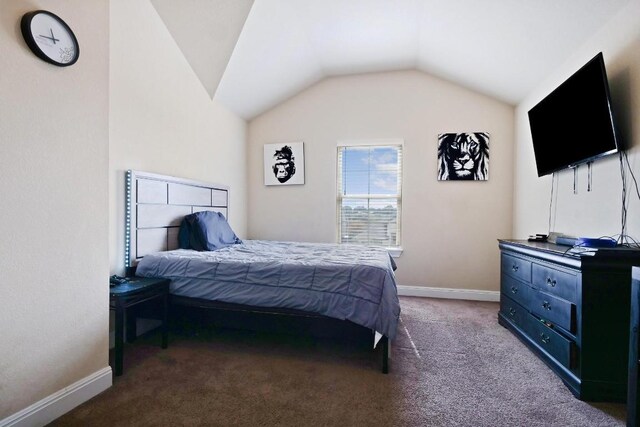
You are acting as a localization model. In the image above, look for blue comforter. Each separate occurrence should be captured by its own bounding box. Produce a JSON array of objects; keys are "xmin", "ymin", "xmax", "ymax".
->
[{"xmin": 135, "ymin": 240, "xmax": 400, "ymax": 340}]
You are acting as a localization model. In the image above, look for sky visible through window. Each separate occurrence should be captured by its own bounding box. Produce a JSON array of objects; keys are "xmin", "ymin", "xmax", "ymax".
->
[{"xmin": 341, "ymin": 146, "xmax": 399, "ymax": 202}]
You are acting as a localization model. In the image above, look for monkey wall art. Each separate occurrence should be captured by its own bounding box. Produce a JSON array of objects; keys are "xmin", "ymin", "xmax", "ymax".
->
[{"xmin": 263, "ymin": 142, "xmax": 305, "ymax": 185}]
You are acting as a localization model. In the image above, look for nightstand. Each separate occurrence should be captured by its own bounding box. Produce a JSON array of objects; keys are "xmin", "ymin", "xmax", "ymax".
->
[{"xmin": 109, "ymin": 277, "xmax": 170, "ymax": 376}]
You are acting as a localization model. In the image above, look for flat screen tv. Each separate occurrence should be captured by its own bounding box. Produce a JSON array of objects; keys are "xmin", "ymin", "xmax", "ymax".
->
[{"xmin": 528, "ymin": 52, "xmax": 621, "ymax": 177}]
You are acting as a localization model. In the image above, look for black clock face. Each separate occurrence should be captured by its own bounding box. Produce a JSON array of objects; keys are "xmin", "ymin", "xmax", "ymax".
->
[{"xmin": 21, "ymin": 10, "xmax": 79, "ymax": 67}]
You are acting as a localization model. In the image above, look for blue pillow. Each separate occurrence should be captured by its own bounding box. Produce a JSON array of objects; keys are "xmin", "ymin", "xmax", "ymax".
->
[{"xmin": 178, "ymin": 211, "xmax": 242, "ymax": 251}]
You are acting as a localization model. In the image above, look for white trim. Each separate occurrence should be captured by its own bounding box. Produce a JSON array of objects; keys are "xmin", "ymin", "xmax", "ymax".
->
[
  {"xmin": 337, "ymin": 138, "xmax": 404, "ymax": 147},
  {"xmin": 397, "ymin": 285, "xmax": 500, "ymax": 302},
  {"xmin": 387, "ymin": 247, "xmax": 403, "ymax": 258},
  {"xmin": 1, "ymin": 367, "xmax": 112, "ymax": 427}
]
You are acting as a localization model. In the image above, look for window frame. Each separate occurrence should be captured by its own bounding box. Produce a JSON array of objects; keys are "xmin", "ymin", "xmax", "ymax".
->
[{"xmin": 336, "ymin": 139, "xmax": 403, "ymax": 256}]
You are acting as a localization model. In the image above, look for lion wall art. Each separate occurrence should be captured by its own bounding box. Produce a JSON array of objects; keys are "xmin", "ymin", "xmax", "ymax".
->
[{"xmin": 437, "ymin": 132, "xmax": 489, "ymax": 181}]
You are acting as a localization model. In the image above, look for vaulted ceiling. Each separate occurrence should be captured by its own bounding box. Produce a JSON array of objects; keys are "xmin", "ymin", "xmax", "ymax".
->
[
  {"xmin": 150, "ymin": 0, "xmax": 254, "ymax": 99},
  {"xmin": 152, "ymin": 0, "xmax": 631, "ymax": 120}
]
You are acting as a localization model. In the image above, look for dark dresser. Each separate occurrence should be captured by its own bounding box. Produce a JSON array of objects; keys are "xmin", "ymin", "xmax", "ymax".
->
[
  {"xmin": 498, "ymin": 239, "xmax": 640, "ymax": 402},
  {"xmin": 629, "ymin": 267, "xmax": 640, "ymax": 426}
]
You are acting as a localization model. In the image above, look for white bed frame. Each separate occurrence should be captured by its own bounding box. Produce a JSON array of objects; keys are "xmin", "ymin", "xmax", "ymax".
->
[{"xmin": 125, "ymin": 170, "xmax": 229, "ymax": 269}]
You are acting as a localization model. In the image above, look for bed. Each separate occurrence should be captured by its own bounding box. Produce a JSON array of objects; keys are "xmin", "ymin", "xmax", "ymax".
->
[{"xmin": 125, "ymin": 170, "xmax": 401, "ymax": 372}]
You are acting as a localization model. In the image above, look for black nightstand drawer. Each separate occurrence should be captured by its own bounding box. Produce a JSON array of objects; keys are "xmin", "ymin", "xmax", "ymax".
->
[
  {"xmin": 500, "ymin": 295, "xmax": 526, "ymax": 329},
  {"xmin": 502, "ymin": 254, "xmax": 532, "ymax": 283},
  {"xmin": 501, "ymin": 274, "xmax": 530, "ymax": 308},
  {"xmin": 532, "ymin": 263, "xmax": 577, "ymax": 303},
  {"xmin": 525, "ymin": 314, "xmax": 574, "ymax": 370},
  {"xmin": 530, "ymin": 289, "xmax": 575, "ymax": 333}
]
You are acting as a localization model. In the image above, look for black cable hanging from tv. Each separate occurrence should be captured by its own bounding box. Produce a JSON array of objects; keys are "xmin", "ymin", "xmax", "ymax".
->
[
  {"xmin": 618, "ymin": 150, "xmax": 640, "ymax": 248},
  {"xmin": 548, "ymin": 172, "xmax": 555, "ymax": 235},
  {"xmin": 619, "ymin": 150, "xmax": 628, "ymax": 244}
]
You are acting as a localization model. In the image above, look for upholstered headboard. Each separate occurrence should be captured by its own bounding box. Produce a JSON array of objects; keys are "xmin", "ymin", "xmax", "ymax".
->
[{"xmin": 125, "ymin": 170, "xmax": 229, "ymax": 268}]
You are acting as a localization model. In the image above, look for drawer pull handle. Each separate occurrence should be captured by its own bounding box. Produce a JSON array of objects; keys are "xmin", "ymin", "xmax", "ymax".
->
[
  {"xmin": 512, "ymin": 264, "xmax": 519, "ymax": 272},
  {"xmin": 510, "ymin": 286, "xmax": 518, "ymax": 294},
  {"xmin": 540, "ymin": 333, "xmax": 550, "ymax": 344},
  {"xmin": 546, "ymin": 277, "xmax": 557, "ymax": 287},
  {"xmin": 542, "ymin": 301, "xmax": 551, "ymax": 310},
  {"xmin": 508, "ymin": 308, "xmax": 516, "ymax": 316}
]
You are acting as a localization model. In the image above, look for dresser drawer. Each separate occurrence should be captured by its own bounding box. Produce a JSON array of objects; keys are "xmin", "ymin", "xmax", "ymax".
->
[
  {"xmin": 532, "ymin": 263, "xmax": 577, "ymax": 303},
  {"xmin": 524, "ymin": 314, "xmax": 575, "ymax": 370},
  {"xmin": 530, "ymin": 289, "xmax": 575, "ymax": 333},
  {"xmin": 500, "ymin": 295, "xmax": 526, "ymax": 329},
  {"xmin": 501, "ymin": 253, "xmax": 532, "ymax": 283},
  {"xmin": 501, "ymin": 274, "xmax": 530, "ymax": 307}
]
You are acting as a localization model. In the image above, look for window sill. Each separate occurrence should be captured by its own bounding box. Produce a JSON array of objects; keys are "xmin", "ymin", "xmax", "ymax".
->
[{"xmin": 386, "ymin": 247, "xmax": 403, "ymax": 258}]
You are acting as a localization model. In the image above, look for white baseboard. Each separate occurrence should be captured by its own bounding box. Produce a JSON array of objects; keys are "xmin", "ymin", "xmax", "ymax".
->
[
  {"xmin": 397, "ymin": 285, "xmax": 500, "ymax": 302},
  {"xmin": 1, "ymin": 366, "xmax": 112, "ymax": 427}
]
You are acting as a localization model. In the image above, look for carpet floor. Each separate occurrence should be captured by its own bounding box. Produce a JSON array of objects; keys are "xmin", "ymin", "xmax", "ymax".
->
[{"xmin": 51, "ymin": 297, "xmax": 626, "ymax": 426}]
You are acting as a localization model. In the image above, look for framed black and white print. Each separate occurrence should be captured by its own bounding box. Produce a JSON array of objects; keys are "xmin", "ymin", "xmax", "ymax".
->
[
  {"xmin": 264, "ymin": 142, "xmax": 305, "ymax": 186},
  {"xmin": 437, "ymin": 132, "xmax": 489, "ymax": 181}
]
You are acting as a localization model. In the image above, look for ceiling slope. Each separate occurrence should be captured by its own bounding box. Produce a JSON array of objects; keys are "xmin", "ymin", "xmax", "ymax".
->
[
  {"xmin": 150, "ymin": 0, "xmax": 254, "ymax": 99},
  {"xmin": 216, "ymin": 0, "xmax": 630, "ymax": 120}
]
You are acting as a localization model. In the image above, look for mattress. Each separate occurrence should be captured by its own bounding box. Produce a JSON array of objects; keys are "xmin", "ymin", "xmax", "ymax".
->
[{"xmin": 135, "ymin": 240, "xmax": 400, "ymax": 340}]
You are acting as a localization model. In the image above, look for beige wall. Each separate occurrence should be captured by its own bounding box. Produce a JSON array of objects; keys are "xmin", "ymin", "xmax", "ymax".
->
[
  {"xmin": 0, "ymin": 0, "xmax": 248, "ymax": 419},
  {"xmin": 109, "ymin": 0, "xmax": 248, "ymax": 274},
  {"xmin": 513, "ymin": 1, "xmax": 640, "ymax": 240},
  {"xmin": 248, "ymin": 70, "xmax": 514, "ymax": 291},
  {"xmin": 0, "ymin": 0, "xmax": 109, "ymax": 419}
]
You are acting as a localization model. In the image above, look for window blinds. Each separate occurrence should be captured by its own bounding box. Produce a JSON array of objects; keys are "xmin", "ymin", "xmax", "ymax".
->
[{"xmin": 337, "ymin": 144, "xmax": 402, "ymax": 247}]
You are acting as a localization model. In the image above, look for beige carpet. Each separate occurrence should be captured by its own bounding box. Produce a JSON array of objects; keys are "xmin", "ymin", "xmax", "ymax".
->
[{"xmin": 51, "ymin": 297, "xmax": 626, "ymax": 426}]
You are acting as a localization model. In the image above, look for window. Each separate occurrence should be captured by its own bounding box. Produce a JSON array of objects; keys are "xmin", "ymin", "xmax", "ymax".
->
[{"xmin": 337, "ymin": 141, "xmax": 402, "ymax": 250}]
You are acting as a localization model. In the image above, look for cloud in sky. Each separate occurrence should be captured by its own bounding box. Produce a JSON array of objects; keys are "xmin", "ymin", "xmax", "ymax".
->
[{"xmin": 343, "ymin": 146, "xmax": 399, "ymax": 194}]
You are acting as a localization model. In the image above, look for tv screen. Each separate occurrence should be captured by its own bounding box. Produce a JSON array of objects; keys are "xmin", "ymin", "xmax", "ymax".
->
[{"xmin": 528, "ymin": 52, "xmax": 620, "ymax": 177}]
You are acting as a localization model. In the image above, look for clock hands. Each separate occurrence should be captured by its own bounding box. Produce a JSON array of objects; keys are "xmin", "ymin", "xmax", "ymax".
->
[
  {"xmin": 22, "ymin": 10, "xmax": 79, "ymax": 66},
  {"xmin": 38, "ymin": 28, "xmax": 59, "ymax": 44}
]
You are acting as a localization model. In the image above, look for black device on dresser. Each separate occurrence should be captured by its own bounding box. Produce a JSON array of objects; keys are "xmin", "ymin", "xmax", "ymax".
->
[
  {"xmin": 498, "ymin": 239, "xmax": 640, "ymax": 402},
  {"xmin": 109, "ymin": 276, "xmax": 170, "ymax": 376}
]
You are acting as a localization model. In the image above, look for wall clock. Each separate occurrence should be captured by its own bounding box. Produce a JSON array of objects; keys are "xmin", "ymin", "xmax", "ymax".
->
[{"xmin": 21, "ymin": 10, "xmax": 79, "ymax": 67}]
